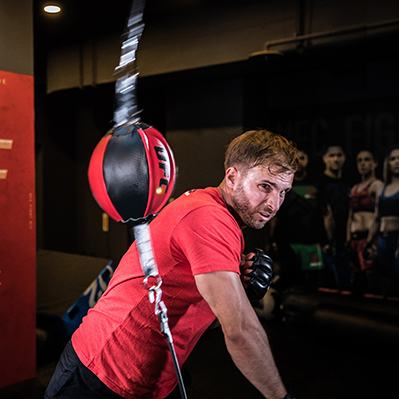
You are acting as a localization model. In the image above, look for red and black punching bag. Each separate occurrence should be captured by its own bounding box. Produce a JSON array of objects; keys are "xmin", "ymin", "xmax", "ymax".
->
[{"xmin": 88, "ymin": 121, "xmax": 176, "ymax": 226}]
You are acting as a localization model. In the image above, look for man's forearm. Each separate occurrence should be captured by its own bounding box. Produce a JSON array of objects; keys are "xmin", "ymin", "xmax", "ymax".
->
[
  {"xmin": 223, "ymin": 321, "xmax": 287, "ymax": 399},
  {"xmin": 195, "ymin": 271, "xmax": 290, "ymax": 399}
]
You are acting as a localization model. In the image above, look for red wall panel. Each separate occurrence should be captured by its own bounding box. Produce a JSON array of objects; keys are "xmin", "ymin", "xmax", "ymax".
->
[{"xmin": 0, "ymin": 70, "xmax": 36, "ymax": 387}]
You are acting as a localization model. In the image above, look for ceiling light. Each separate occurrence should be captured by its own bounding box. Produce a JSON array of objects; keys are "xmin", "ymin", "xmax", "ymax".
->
[{"xmin": 44, "ymin": 5, "xmax": 61, "ymax": 14}]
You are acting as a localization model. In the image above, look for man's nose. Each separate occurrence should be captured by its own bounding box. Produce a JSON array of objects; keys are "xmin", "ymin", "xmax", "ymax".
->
[{"xmin": 266, "ymin": 191, "xmax": 280, "ymax": 211}]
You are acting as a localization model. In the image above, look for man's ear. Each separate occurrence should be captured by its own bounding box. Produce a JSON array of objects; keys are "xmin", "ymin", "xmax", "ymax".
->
[{"xmin": 225, "ymin": 167, "xmax": 238, "ymax": 188}]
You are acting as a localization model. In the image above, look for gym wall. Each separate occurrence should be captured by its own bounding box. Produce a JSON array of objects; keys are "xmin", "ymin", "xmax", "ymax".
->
[
  {"xmin": 0, "ymin": 0, "xmax": 36, "ymax": 388},
  {"xmin": 35, "ymin": 0, "xmax": 399, "ymax": 264}
]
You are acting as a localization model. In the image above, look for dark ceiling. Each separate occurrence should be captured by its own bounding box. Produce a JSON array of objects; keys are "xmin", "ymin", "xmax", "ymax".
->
[
  {"xmin": 32, "ymin": 0, "xmax": 232, "ymax": 75},
  {"xmin": 32, "ymin": 0, "xmax": 399, "ymax": 85},
  {"xmin": 33, "ymin": 0, "xmax": 140, "ymax": 53},
  {"xmin": 33, "ymin": 0, "xmax": 230, "ymax": 48},
  {"xmin": 32, "ymin": 0, "xmax": 255, "ymax": 84}
]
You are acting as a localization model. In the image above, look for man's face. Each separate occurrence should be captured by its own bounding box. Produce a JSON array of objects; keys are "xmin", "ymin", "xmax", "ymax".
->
[
  {"xmin": 323, "ymin": 146, "xmax": 345, "ymax": 172},
  {"xmin": 297, "ymin": 150, "xmax": 308, "ymax": 174},
  {"xmin": 230, "ymin": 164, "xmax": 294, "ymax": 229},
  {"xmin": 356, "ymin": 151, "xmax": 376, "ymax": 176}
]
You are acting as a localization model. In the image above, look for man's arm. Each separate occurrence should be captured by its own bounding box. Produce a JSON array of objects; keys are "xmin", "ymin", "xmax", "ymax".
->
[
  {"xmin": 195, "ymin": 271, "xmax": 288, "ymax": 399},
  {"xmin": 323, "ymin": 204, "xmax": 335, "ymax": 244}
]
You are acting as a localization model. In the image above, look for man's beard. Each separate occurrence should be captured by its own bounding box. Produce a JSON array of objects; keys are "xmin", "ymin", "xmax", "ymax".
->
[{"xmin": 231, "ymin": 184, "xmax": 275, "ymax": 229}]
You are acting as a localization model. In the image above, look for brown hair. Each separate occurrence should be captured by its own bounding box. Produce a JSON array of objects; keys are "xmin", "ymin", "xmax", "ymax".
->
[
  {"xmin": 383, "ymin": 144, "xmax": 399, "ymax": 184},
  {"xmin": 224, "ymin": 130, "xmax": 298, "ymax": 175}
]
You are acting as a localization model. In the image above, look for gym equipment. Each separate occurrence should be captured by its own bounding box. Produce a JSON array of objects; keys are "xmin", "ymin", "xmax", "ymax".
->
[
  {"xmin": 88, "ymin": 121, "xmax": 176, "ymax": 226},
  {"xmin": 36, "ymin": 251, "xmax": 115, "ymax": 363},
  {"xmin": 62, "ymin": 261, "xmax": 116, "ymax": 338},
  {"xmin": 245, "ymin": 248, "xmax": 274, "ymax": 300}
]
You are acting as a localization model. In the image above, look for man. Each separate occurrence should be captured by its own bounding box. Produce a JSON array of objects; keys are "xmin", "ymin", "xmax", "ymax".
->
[
  {"xmin": 45, "ymin": 130, "xmax": 298, "ymax": 399},
  {"xmin": 319, "ymin": 145, "xmax": 352, "ymax": 289}
]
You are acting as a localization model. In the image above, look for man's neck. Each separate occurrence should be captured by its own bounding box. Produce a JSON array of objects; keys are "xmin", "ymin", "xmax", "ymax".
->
[{"xmin": 324, "ymin": 169, "xmax": 342, "ymax": 179}]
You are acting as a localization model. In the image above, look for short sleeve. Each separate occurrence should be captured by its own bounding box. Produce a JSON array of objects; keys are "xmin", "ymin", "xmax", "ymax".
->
[{"xmin": 171, "ymin": 205, "xmax": 243, "ymax": 276}]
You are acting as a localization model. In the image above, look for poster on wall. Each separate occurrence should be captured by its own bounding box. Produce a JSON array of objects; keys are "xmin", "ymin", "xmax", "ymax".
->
[
  {"xmin": 265, "ymin": 99, "xmax": 399, "ymax": 299},
  {"xmin": 0, "ymin": 70, "xmax": 36, "ymax": 387}
]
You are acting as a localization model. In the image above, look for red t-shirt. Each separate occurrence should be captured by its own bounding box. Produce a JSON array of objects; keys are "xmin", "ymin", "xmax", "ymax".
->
[{"xmin": 72, "ymin": 187, "xmax": 244, "ymax": 398}]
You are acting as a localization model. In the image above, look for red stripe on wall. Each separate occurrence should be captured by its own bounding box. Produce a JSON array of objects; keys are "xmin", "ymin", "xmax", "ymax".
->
[{"xmin": 0, "ymin": 70, "xmax": 36, "ymax": 388}]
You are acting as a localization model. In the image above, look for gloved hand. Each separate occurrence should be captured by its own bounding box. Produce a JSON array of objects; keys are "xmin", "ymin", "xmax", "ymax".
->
[
  {"xmin": 241, "ymin": 248, "xmax": 274, "ymax": 300},
  {"xmin": 362, "ymin": 241, "xmax": 375, "ymax": 261},
  {"xmin": 323, "ymin": 243, "xmax": 337, "ymax": 257}
]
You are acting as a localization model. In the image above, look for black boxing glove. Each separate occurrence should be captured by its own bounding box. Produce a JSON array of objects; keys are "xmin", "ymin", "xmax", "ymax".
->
[
  {"xmin": 283, "ymin": 393, "xmax": 296, "ymax": 399},
  {"xmin": 245, "ymin": 248, "xmax": 274, "ymax": 301},
  {"xmin": 362, "ymin": 241, "xmax": 374, "ymax": 261},
  {"xmin": 323, "ymin": 242, "xmax": 337, "ymax": 257}
]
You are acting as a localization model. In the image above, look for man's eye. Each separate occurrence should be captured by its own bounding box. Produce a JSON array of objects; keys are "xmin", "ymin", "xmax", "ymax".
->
[{"xmin": 260, "ymin": 184, "xmax": 270, "ymax": 190}]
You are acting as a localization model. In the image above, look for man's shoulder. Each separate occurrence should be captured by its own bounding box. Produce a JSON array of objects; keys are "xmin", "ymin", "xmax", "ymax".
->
[
  {"xmin": 181, "ymin": 187, "xmax": 220, "ymax": 200},
  {"xmin": 173, "ymin": 187, "xmax": 225, "ymax": 210},
  {"xmin": 156, "ymin": 187, "xmax": 230, "ymax": 226}
]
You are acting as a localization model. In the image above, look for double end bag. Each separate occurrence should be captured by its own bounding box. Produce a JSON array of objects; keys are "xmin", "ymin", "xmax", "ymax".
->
[{"xmin": 88, "ymin": 121, "xmax": 176, "ymax": 226}]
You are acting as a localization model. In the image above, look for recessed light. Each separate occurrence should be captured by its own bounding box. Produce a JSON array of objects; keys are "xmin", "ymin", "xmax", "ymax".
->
[{"xmin": 44, "ymin": 5, "xmax": 61, "ymax": 14}]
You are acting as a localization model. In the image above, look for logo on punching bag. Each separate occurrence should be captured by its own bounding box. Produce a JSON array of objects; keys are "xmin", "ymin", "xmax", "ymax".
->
[{"xmin": 155, "ymin": 146, "xmax": 170, "ymax": 195}]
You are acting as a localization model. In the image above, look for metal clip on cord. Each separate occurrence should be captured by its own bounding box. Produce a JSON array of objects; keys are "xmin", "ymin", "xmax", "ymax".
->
[{"xmin": 133, "ymin": 223, "xmax": 188, "ymax": 399}]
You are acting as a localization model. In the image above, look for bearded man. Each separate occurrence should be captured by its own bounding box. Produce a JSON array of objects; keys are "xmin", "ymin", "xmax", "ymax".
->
[{"xmin": 45, "ymin": 130, "xmax": 298, "ymax": 399}]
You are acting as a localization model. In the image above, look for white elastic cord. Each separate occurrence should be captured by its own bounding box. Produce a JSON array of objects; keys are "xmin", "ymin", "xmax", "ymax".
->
[{"xmin": 132, "ymin": 223, "xmax": 188, "ymax": 399}]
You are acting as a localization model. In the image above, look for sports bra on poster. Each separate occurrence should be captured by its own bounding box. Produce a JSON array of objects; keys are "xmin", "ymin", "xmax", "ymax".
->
[
  {"xmin": 350, "ymin": 179, "xmax": 376, "ymax": 213},
  {"xmin": 378, "ymin": 186, "xmax": 399, "ymax": 217}
]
